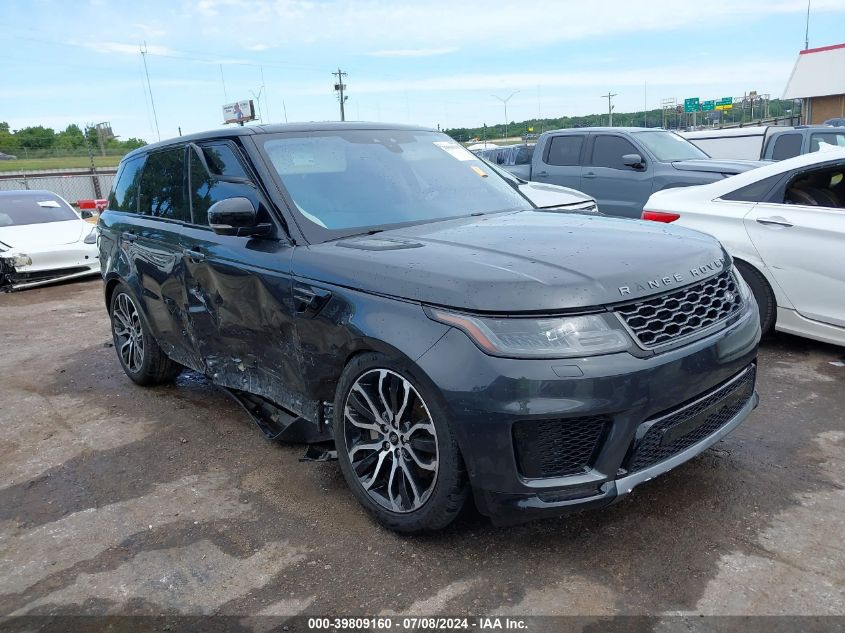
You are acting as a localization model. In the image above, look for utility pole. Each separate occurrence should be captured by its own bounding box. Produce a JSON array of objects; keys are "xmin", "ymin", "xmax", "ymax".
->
[
  {"xmin": 492, "ymin": 91, "xmax": 519, "ymax": 139},
  {"xmin": 140, "ymin": 42, "xmax": 161, "ymax": 141},
  {"xmin": 601, "ymin": 91, "xmax": 618, "ymax": 126},
  {"xmin": 332, "ymin": 68, "xmax": 348, "ymax": 121},
  {"xmin": 804, "ymin": 0, "xmax": 811, "ymax": 50}
]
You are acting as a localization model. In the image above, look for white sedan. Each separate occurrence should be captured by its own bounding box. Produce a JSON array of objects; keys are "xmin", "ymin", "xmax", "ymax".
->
[
  {"xmin": 0, "ymin": 190, "xmax": 100, "ymax": 291},
  {"xmin": 642, "ymin": 150, "xmax": 845, "ymax": 347}
]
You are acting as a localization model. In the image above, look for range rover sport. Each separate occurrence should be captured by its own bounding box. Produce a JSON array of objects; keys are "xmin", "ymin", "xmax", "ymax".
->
[{"xmin": 99, "ymin": 123, "xmax": 761, "ymax": 532}]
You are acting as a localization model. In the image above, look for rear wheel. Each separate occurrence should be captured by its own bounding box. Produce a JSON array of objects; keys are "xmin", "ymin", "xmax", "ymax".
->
[
  {"xmin": 734, "ymin": 261, "xmax": 776, "ymax": 335},
  {"xmin": 333, "ymin": 353, "xmax": 468, "ymax": 533},
  {"xmin": 109, "ymin": 284, "xmax": 182, "ymax": 385}
]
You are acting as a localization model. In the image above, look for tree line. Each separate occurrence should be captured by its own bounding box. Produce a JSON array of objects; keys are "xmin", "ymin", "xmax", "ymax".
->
[
  {"xmin": 0, "ymin": 122, "xmax": 146, "ymax": 157},
  {"xmin": 445, "ymin": 99, "xmax": 799, "ymax": 142}
]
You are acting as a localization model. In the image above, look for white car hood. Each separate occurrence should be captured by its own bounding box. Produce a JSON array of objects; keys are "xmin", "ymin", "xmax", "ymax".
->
[{"xmin": 0, "ymin": 220, "xmax": 87, "ymax": 250}]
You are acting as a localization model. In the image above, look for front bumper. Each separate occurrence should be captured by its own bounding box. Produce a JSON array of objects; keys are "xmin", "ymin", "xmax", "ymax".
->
[
  {"xmin": 0, "ymin": 243, "xmax": 100, "ymax": 291},
  {"xmin": 414, "ymin": 303, "xmax": 760, "ymax": 523}
]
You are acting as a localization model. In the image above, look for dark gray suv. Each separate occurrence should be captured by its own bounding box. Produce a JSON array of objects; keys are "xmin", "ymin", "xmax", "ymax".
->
[{"xmin": 99, "ymin": 122, "xmax": 761, "ymax": 532}]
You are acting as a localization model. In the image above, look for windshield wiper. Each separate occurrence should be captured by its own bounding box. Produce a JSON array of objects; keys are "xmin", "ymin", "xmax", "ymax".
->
[{"xmin": 331, "ymin": 228, "xmax": 385, "ymax": 241}]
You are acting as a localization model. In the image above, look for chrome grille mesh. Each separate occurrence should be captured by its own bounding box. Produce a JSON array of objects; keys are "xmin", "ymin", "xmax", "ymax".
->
[{"xmin": 616, "ymin": 270, "xmax": 743, "ymax": 348}]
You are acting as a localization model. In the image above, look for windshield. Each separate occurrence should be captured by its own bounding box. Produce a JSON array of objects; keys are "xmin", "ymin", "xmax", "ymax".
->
[
  {"xmin": 261, "ymin": 130, "xmax": 530, "ymax": 237},
  {"xmin": 0, "ymin": 194, "xmax": 78, "ymax": 227},
  {"xmin": 633, "ymin": 130, "xmax": 709, "ymax": 161}
]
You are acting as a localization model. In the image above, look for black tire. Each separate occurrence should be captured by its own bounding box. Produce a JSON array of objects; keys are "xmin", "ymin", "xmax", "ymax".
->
[
  {"xmin": 109, "ymin": 283, "xmax": 182, "ymax": 386},
  {"xmin": 333, "ymin": 352, "xmax": 468, "ymax": 533},
  {"xmin": 734, "ymin": 261, "xmax": 776, "ymax": 335}
]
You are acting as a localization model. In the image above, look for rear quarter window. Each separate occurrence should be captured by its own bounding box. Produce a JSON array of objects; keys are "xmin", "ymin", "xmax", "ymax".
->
[
  {"xmin": 720, "ymin": 174, "xmax": 785, "ymax": 202},
  {"xmin": 108, "ymin": 155, "xmax": 146, "ymax": 213}
]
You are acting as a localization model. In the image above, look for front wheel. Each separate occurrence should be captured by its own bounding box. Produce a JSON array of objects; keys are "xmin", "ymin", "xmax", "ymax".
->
[
  {"xmin": 333, "ymin": 353, "xmax": 468, "ymax": 533},
  {"xmin": 734, "ymin": 261, "xmax": 776, "ymax": 335},
  {"xmin": 109, "ymin": 284, "xmax": 182, "ymax": 386}
]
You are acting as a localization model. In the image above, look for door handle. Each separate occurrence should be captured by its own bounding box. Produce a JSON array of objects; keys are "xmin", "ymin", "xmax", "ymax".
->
[
  {"xmin": 293, "ymin": 284, "xmax": 332, "ymax": 316},
  {"xmin": 123, "ymin": 232, "xmax": 137, "ymax": 242},
  {"xmin": 583, "ymin": 172, "xmax": 597, "ymax": 179},
  {"xmin": 756, "ymin": 217, "xmax": 793, "ymax": 228},
  {"xmin": 535, "ymin": 171, "xmax": 549, "ymax": 178},
  {"xmin": 183, "ymin": 248, "xmax": 206, "ymax": 262}
]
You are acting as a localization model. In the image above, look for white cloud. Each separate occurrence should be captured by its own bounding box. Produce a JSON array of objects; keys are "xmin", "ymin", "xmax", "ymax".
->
[
  {"xmin": 73, "ymin": 40, "xmax": 174, "ymax": 56},
  {"xmin": 183, "ymin": 0, "xmax": 845, "ymax": 52},
  {"xmin": 285, "ymin": 60, "xmax": 792, "ymax": 96},
  {"xmin": 366, "ymin": 47, "xmax": 458, "ymax": 58},
  {"xmin": 133, "ymin": 22, "xmax": 167, "ymax": 39}
]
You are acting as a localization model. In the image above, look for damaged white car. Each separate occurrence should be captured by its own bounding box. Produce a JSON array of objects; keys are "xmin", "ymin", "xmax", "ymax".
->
[{"xmin": 0, "ymin": 190, "xmax": 100, "ymax": 291}]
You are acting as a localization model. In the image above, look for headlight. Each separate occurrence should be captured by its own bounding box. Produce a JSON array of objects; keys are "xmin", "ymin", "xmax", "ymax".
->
[
  {"xmin": 426, "ymin": 307, "xmax": 630, "ymax": 358},
  {"xmin": 83, "ymin": 227, "xmax": 98, "ymax": 244},
  {"xmin": 5, "ymin": 254, "xmax": 32, "ymax": 267},
  {"xmin": 733, "ymin": 269, "xmax": 753, "ymax": 303}
]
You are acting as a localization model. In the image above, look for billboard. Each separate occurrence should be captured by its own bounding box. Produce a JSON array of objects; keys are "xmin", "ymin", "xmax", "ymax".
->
[{"xmin": 222, "ymin": 100, "xmax": 256, "ymax": 124}]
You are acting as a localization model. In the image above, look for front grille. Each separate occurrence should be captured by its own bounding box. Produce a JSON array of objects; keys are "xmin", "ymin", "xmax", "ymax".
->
[
  {"xmin": 513, "ymin": 416, "xmax": 608, "ymax": 478},
  {"xmin": 626, "ymin": 364, "xmax": 756, "ymax": 473},
  {"xmin": 616, "ymin": 269, "xmax": 743, "ymax": 348}
]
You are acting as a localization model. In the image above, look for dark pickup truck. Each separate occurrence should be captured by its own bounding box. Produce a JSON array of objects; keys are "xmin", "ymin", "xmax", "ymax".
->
[{"xmin": 501, "ymin": 127, "xmax": 764, "ymax": 218}]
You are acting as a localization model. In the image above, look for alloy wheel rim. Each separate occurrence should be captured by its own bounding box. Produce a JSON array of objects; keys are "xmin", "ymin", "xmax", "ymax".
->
[
  {"xmin": 343, "ymin": 369, "xmax": 439, "ymax": 513},
  {"xmin": 112, "ymin": 293, "xmax": 145, "ymax": 373}
]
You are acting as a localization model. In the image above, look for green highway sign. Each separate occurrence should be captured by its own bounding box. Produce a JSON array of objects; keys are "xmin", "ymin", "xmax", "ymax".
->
[
  {"xmin": 715, "ymin": 97, "xmax": 733, "ymax": 111},
  {"xmin": 684, "ymin": 97, "xmax": 700, "ymax": 113},
  {"xmin": 702, "ymin": 100, "xmax": 715, "ymax": 111}
]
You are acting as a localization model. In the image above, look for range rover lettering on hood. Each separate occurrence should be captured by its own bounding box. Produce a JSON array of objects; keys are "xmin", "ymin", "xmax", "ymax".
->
[{"xmin": 618, "ymin": 258, "xmax": 726, "ymax": 297}]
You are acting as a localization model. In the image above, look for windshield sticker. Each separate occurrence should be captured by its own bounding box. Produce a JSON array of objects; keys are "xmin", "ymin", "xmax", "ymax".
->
[
  {"xmin": 37, "ymin": 200, "xmax": 61, "ymax": 208},
  {"xmin": 470, "ymin": 165, "xmax": 488, "ymax": 178},
  {"xmin": 433, "ymin": 141, "xmax": 475, "ymax": 161}
]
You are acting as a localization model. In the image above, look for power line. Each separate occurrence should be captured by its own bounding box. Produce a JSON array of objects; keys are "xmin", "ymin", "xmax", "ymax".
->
[
  {"xmin": 332, "ymin": 68, "xmax": 348, "ymax": 122},
  {"xmin": 140, "ymin": 42, "xmax": 161, "ymax": 141}
]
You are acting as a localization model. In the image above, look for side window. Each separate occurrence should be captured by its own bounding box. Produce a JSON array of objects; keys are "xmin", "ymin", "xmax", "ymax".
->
[
  {"xmin": 515, "ymin": 146, "xmax": 533, "ymax": 165},
  {"xmin": 545, "ymin": 135, "xmax": 583, "ymax": 166},
  {"xmin": 590, "ymin": 135, "xmax": 640, "ymax": 169},
  {"xmin": 138, "ymin": 147, "xmax": 188, "ymax": 222},
  {"xmin": 771, "ymin": 134, "xmax": 802, "ymax": 160},
  {"xmin": 721, "ymin": 174, "xmax": 784, "ymax": 202},
  {"xmin": 108, "ymin": 155, "xmax": 145, "ymax": 213},
  {"xmin": 189, "ymin": 142, "xmax": 256, "ymax": 226},
  {"xmin": 810, "ymin": 132, "xmax": 845, "ymax": 152}
]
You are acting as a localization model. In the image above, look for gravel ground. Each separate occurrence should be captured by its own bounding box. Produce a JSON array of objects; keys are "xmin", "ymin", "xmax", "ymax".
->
[{"xmin": 1, "ymin": 278, "xmax": 844, "ymax": 628}]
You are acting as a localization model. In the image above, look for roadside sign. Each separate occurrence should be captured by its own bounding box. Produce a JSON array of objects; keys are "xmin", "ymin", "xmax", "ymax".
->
[
  {"xmin": 715, "ymin": 97, "xmax": 733, "ymax": 111},
  {"xmin": 684, "ymin": 97, "xmax": 700, "ymax": 113},
  {"xmin": 702, "ymin": 100, "xmax": 715, "ymax": 111},
  {"xmin": 527, "ymin": 126, "xmax": 534, "ymax": 132}
]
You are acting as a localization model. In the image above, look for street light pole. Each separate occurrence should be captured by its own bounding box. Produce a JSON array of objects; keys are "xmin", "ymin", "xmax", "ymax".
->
[{"xmin": 493, "ymin": 91, "xmax": 519, "ymax": 139}]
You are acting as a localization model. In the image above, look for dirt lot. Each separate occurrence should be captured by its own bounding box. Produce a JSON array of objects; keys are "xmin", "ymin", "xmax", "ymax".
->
[{"xmin": 1, "ymin": 279, "xmax": 844, "ymax": 627}]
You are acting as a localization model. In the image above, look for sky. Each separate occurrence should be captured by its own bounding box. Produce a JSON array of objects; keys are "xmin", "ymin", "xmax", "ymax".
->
[{"xmin": 2, "ymin": 0, "xmax": 845, "ymax": 142}]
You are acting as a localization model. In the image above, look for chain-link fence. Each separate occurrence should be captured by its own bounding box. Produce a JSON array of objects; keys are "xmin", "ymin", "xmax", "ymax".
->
[{"xmin": 0, "ymin": 169, "xmax": 117, "ymax": 204}]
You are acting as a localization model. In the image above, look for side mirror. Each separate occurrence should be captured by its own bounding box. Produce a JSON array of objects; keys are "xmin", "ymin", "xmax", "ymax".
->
[
  {"xmin": 622, "ymin": 153, "xmax": 645, "ymax": 169},
  {"xmin": 79, "ymin": 210, "xmax": 94, "ymax": 219},
  {"xmin": 207, "ymin": 197, "xmax": 272, "ymax": 237}
]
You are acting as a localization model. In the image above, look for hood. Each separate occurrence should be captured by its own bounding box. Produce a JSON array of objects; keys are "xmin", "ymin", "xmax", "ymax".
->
[
  {"xmin": 0, "ymin": 220, "xmax": 87, "ymax": 250},
  {"xmin": 517, "ymin": 181, "xmax": 595, "ymax": 209},
  {"xmin": 671, "ymin": 158, "xmax": 767, "ymax": 175},
  {"xmin": 294, "ymin": 211, "xmax": 729, "ymax": 312}
]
